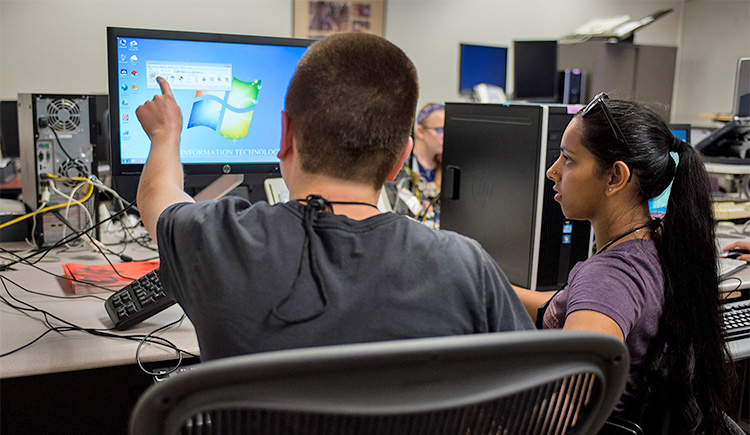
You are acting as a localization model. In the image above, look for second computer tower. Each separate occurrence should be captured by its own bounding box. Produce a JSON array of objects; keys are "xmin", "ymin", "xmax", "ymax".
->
[
  {"xmin": 440, "ymin": 103, "xmax": 592, "ymax": 291},
  {"xmin": 18, "ymin": 94, "xmax": 99, "ymax": 247}
]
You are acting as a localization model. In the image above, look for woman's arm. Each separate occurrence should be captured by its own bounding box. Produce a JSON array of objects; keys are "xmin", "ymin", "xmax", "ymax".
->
[
  {"xmin": 564, "ymin": 310, "xmax": 624, "ymax": 341},
  {"xmin": 512, "ymin": 285, "xmax": 554, "ymax": 322}
]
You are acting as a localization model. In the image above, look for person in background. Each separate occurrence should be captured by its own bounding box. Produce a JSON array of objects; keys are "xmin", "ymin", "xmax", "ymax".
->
[
  {"xmin": 513, "ymin": 93, "xmax": 735, "ymax": 434},
  {"xmin": 135, "ymin": 32, "xmax": 534, "ymax": 363},
  {"xmin": 387, "ymin": 103, "xmax": 444, "ymax": 221}
]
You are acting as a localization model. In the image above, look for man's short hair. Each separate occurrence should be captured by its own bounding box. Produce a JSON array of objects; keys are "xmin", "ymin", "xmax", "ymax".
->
[{"xmin": 285, "ymin": 32, "xmax": 419, "ymax": 188}]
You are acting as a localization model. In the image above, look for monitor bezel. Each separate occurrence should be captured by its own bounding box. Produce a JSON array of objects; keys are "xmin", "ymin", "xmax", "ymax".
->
[
  {"xmin": 732, "ymin": 57, "xmax": 750, "ymax": 117},
  {"xmin": 669, "ymin": 123, "xmax": 691, "ymax": 143},
  {"xmin": 106, "ymin": 27, "xmax": 313, "ymax": 177}
]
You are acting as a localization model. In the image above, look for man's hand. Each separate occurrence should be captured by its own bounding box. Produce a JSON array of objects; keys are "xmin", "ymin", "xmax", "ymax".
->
[{"xmin": 136, "ymin": 77, "xmax": 182, "ymax": 143}]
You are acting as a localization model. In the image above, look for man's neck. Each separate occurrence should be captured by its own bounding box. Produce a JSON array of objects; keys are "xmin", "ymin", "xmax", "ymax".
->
[{"xmin": 287, "ymin": 174, "xmax": 382, "ymax": 221}]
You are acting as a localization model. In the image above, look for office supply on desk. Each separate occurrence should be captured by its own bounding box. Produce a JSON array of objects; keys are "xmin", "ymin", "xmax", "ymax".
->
[
  {"xmin": 713, "ymin": 200, "xmax": 750, "ymax": 220},
  {"xmin": 62, "ymin": 260, "xmax": 160, "ymax": 294},
  {"xmin": 105, "ymin": 268, "xmax": 176, "ymax": 330},
  {"xmin": 719, "ymin": 257, "xmax": 748, "ymax": 278},
  {"xmin": 722, "ymin": 300, "xmax": 750, "ymax": 342},
  {"xmin": 129, "ymin": 330, "xmax": 628, "ymax": 435}
]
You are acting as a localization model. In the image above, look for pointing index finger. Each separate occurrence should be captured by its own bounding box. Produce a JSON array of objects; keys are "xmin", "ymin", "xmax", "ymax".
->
[{"xmin": 156, "ymin": 76, "xmax": 173, "ymax": 97}]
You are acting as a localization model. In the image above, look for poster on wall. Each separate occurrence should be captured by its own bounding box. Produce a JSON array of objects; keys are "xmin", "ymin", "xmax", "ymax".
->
[{"xmin": 293, "ymin": 1, "xmax": 386, "ymax": 39}]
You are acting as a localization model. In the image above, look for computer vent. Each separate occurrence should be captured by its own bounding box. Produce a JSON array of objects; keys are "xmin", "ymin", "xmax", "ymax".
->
[{"xmin": 46, "ymin": 98, "xmax": 81, "ymax": 131}]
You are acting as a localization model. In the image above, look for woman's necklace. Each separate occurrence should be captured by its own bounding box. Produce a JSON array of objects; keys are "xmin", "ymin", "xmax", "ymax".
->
[{"xmin": 595, "ymin": 222, "xmax": 652, "ymax": 255}]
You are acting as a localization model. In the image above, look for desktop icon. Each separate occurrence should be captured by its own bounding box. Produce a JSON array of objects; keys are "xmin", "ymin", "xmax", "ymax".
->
[
  {"xmin": 121, "ymin": 99, "xmax": 128, "ymax": 106},
  {"xmin": 129, "ymin": 40, "xmax": 138, "ymax": 49},
  {"xmin": 119, "ymin": 39, "xmax": 127, "ymax": 48},
  {"xmin": 122, "ymin": 114, "xmax": 129, "ymax": 122},
  {"xmin": 187, "ymin": 78, "xmax": 261, "ymax": 140},
  {"xmin": 131, "ymin": 70, "xmax": 138, "ymax": 77},
  {"xmin": 121, "ymin": 84, "xmax": 128, "ymax": 92},
  {"xmin": 120, "ymin": 68, "xmax": 128, "ymax": 76},
  {"xmin": 120, "ymin": 54, "xmax": 127, "ymax": 63},
  {"xmin": 130, "ymin": 55, "xmax": 138, "ymax": 63},
  {"xmin": 132, "ymin": 84, "xmax": 138, "ymax": 91}
]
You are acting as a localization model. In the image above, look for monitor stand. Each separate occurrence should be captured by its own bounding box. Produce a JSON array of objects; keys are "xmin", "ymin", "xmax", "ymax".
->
[{"xmin": 194, "ymin": 174, "xmax": 245, "ymax": 201}]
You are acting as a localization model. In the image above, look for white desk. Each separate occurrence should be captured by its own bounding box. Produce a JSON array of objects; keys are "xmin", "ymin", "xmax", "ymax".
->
[{"xmin": 0, "ymin": 240, "xmax": 199, "ymax": 379}]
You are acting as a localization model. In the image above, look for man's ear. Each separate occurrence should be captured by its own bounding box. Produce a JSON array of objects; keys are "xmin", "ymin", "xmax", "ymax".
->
[
  {"xmin": 278, "ymin": 110, "xmax": 294, "ymax": 160},
  {"xmin": 606, "ymin": 160, "xmax": 631, "ymax": 195},
  {"xmin": 386, "ymin": 137, "xmax": 413, "ymax": 182}
]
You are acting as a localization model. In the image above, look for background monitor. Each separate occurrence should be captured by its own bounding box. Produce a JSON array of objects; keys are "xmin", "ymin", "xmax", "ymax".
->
[
  {"xmin": 459, "ymin": 43, "xmax": 508, "ymax": 95},
  {"xmin": 733, "ymin": 57, "xmax": 750, "ymax": 117},
  {"xmin": 513, "ymin": 40, "xmax": 558, "ymax": 102},
  {"xmin": 107, "ymin": 27, "xmax": 312, "ymax": 178},
  {"xmin": 0, "ymin": 100, "xmax": 20, "ymax": 158},
  {"xmin": 669, "ymin": 123, "xmax": 691, "ymax": 143}
]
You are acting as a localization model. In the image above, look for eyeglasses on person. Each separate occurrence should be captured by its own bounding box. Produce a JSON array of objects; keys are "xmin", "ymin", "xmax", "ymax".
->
[
  {"xmin": 421, "ymin": 126, "xmax": 444, "ymax": 134},
  {"xmin": 580, "ymin": 92, "xmax": 630, "ymax": 150}
]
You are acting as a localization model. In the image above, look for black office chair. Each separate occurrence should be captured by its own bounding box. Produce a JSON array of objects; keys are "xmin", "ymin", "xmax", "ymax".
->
[{"xmin": 129, "ymin": 330, "xmax": 630, "ymax": 435}]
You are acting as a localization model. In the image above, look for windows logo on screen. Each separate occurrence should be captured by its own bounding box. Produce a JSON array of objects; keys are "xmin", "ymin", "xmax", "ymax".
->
[{"xmin": 187, "ymin": 78, "xmax": 261, "ymax": 139}]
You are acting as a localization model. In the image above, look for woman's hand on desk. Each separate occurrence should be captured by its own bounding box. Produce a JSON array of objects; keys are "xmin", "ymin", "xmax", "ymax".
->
[{"xmin": 722, "ymin": 241, "xmax": 750, "ymax": 262}]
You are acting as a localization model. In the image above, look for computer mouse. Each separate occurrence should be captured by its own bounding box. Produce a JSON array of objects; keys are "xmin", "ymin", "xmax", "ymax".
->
[{"xmin": 724, "ymin": 248, "xmax": 750, "ymax": 259}]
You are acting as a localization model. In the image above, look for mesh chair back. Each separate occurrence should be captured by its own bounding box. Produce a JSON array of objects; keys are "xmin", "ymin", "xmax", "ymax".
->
[{"xmin": 130, "ymin": 330, "xmax": 629, "ymax": 435}]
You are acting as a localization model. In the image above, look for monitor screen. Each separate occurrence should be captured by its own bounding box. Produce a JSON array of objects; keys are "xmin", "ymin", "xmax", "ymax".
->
[
  {"xmin": 733, "ymin": 57, "xmax": 750, "ymax": 117},
  {"xmin": 107, "ymin": 27, "xmax": 312, "ymax": 176},
  {"xmin": 459, "ymin": 44, "xmax": 508, "ymax": 94},
  {"xmin": 513, "ymin": 40, "xmax": 558, "ymax": 102}
]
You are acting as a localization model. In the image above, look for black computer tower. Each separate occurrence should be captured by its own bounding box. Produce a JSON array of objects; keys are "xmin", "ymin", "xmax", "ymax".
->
[
  {"xmin": 440, "ymin": 103, "xmax": 592, "ymax": 291},
  {"xmin": 18, "ymin": 94, "xmax": 99, "ymax": 246}
]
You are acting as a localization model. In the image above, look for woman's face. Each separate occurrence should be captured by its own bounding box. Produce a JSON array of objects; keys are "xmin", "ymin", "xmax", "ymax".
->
[
  {"xmin": 546, "ymin": 117, "xmax": 609, "ymax": 221},
  {"xmin": 416, "ymin": 109, "xmax": 445, "ymax": 158}
]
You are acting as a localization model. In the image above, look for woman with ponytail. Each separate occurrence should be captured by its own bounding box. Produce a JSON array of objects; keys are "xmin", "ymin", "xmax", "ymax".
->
[{"xmin": 514, "ymin": 93, "xmax": 735, "ymax": 433}]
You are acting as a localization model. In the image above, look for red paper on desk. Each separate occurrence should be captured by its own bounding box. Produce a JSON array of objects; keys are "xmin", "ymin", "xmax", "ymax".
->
[{"xmin": 61, "ymin": 261, "xmax": 160, "ymax": 294}]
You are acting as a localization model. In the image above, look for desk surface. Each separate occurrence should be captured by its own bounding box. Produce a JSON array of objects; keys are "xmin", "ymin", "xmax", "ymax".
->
[
  {"xmin": 0, "ymin": 238, "xmax": 199, "ymax": 379},
  {"xmin": 3, "ymin": 224, "xmax": 749, "ymax": 379}
]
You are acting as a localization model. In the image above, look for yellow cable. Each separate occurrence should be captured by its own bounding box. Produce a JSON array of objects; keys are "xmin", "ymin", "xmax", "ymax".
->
[{"xmin": 0, "ymin": 183, "xmax": 95, "ymax": 230}]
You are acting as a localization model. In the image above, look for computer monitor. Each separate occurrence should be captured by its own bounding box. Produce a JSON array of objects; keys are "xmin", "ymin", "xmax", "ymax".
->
[
  {"xmin": 0, "ymin": 100, "xmax": 20, "ymax": 158},
  {"xmin": 696, "ymin": 120, "xmax": 750, "ymax": 162},
  {"xmin": 669, "ymin": 123, "xmax": 691, "ymax": 143},
  {"xmin": 513, "ymin": 40, "xmax": 558, "ymax": 102},
  {"xmin": 458, "ymin": 43, "xmax": 508, "ymax": 95},
  {"xmin": 732, "ymin": 58, "xmax": 750, "ymax": 117},
  {"xmin": 107, "ymin": 27, "xmax": 312, "ymax": 179}
]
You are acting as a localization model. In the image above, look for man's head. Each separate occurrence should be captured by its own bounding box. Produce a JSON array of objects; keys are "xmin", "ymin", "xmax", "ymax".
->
[{"xmin": 285, "ymin": 32, "xmax": 419, "ymax": 189}]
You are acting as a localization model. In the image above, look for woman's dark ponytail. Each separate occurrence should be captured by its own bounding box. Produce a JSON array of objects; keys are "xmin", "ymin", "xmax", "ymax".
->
[{"xmin": 577, "ymin": 100, "xmax": 735, "ymax": 434}]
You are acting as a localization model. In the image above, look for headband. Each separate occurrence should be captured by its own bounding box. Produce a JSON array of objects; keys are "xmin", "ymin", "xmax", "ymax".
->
[{"xmin": 417, "ymin": 103, "xmax": 444, "ymax": 124}]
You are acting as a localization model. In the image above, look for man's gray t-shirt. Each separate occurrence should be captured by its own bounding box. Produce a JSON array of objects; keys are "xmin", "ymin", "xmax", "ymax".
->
[{"xmin": 157, "ymin": 197, "xmax": 534, "ymax": 361}]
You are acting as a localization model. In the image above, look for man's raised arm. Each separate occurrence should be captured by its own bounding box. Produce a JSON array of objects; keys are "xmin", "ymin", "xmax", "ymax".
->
[{"xmin": 135, "ymin": 76, "xmax": 194, "ymax": 239}]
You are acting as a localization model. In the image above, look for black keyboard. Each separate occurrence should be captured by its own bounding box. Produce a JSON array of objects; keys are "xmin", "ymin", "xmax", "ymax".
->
[
  {"xmin": 722, "ymin": 300, "xmax": 750, "ymax": 342},
  {"xmin": 104, "ymin": 268, "xmax": 176, "ymax": 330}
]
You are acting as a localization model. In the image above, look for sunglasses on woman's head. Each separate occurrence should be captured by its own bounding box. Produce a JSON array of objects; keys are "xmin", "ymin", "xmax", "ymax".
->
[{"xmin": 581, "ymin": 92, "xmax": 630, "ymax": 150}]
